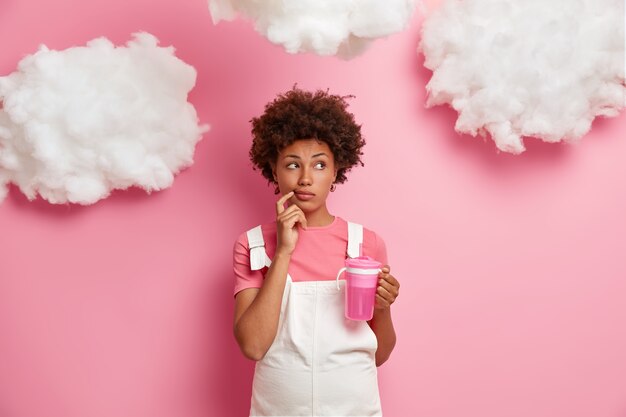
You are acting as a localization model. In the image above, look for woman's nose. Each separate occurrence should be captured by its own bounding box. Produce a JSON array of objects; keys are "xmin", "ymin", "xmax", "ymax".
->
[{"xmin": 298, "ymin": 168, "xmax": 312, "ymax": 186}]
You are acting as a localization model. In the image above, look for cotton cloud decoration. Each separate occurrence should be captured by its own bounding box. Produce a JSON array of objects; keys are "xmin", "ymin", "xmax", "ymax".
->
[
  {"xmin": 420, "ymin": 0, "xmax": 626, "ymax": 154},
  {"xmin": 0, "ymin": 32, "xmax": 207, "ymax": 205},
  {"xmin": 209, "ymin": 0, "xmax": 418, "ymax": 58}
]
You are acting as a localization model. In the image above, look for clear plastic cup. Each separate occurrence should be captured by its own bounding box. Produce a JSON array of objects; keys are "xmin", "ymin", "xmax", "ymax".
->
[{"xmin": 335, "ymin": 256, "xmax": 382, "ymax": 320}]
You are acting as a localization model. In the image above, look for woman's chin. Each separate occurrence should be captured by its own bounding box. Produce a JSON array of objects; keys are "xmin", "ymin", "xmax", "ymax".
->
[{"xmin": 291, "ymin": 199, "xmax": 316, "ymax": 213}]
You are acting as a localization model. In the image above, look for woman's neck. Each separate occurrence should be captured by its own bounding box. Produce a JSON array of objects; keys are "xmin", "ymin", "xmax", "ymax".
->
[{"xmin": 303, "ymin": 206, "xmax": 334, "ymax": 227}]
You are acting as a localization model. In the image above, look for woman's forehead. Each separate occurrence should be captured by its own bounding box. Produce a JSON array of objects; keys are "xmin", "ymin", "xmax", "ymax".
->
[{"xmin": 279, "ymin": 139, "xmax": 332, "ymax": 156}]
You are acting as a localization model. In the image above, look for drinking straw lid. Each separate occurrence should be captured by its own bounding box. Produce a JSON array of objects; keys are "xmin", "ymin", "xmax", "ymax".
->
[{"xmin": 346, "ymin": 256, "xmax": 382, "ymax": 269}]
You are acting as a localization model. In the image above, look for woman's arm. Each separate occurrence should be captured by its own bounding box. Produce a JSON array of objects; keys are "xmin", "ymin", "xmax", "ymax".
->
[
  {"xmin": 233, "ymin": 191, "xmax": 307, "ymax": 361},
  {"xmin": 369, "ymin": 265, "xmax": 400, "ymax": 366},
  {"xmin": 233, "ymin": 251, "xmax": 292, "ymax": 361}
]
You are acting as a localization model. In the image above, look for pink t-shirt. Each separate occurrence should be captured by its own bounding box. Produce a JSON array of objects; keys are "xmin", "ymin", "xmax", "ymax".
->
[{"xmin": 233, "ymin": 216, "xmax": 388, "ymax": 296}]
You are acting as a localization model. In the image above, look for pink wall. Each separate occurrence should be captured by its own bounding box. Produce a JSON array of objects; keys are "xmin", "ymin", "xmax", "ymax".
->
[{"xmin": 1, "ymin": 1, "xmax": 625, "ymax": 416}]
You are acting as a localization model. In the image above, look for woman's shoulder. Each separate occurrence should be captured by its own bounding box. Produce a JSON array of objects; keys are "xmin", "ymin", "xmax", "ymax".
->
[
  {"xmin": 337, "ymin": 218, "xmax": 386, "ymax": 252},
  {"xmin": 234, "ymin": 221, "xmax": 278, "ymax": 249},
  {"xmin": 363, "ymin": 226, "xmax": 385, "ymax": 249},
  {"xmin": 342, "ymin": 219, "xmax": 384, "ymax": 242},
  {"xmin": 359, "ymin": 223, "xmax": 388, "ymax": 263}
]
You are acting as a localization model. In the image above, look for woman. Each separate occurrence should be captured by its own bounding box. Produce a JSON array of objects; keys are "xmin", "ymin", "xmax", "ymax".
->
[{"xmin": 233, "ymin": 87, "xmax": 400, "ymax": 416}]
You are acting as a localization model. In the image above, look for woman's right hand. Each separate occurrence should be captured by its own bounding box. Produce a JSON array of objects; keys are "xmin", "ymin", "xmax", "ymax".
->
[{"xmin": 275, "ymin": 191, "xmax": 308, "ymax": 256}]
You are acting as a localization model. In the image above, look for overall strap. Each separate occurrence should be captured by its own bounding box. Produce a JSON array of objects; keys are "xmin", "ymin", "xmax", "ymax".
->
[
  {"xmin": 347, "ymin": 222, "xmax": 363, "ymax": 259},
  {"xmin": 246, "ymin": 225, "xmax": 271, "ymax": 270}
]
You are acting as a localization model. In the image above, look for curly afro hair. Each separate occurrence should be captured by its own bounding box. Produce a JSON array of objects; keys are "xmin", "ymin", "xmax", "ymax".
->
[{"xmin": 250, "ymin": 87, "xmax": 365, "ymax": 193}]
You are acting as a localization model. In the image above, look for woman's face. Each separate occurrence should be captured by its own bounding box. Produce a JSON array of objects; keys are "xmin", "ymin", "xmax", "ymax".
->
[{"xmin": 272, "ymin": 139, "xmax": 337, "ymax": 213}]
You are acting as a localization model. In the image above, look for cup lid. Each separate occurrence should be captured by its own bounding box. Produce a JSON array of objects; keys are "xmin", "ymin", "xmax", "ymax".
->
[{"xmin": 346, "ymin": 256, "xmax": 382, "ymax": 269}]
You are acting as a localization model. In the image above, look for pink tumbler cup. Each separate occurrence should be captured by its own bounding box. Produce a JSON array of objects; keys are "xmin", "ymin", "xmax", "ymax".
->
[{"xmin": 335, "ymin": 256, "xmax": 382, "ymax": 321}]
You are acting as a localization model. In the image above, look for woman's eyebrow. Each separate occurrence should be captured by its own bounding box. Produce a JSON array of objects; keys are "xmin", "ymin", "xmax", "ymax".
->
[{"xmin": 282, "ymin": 153, "xmax": 328, "ymax": 159}]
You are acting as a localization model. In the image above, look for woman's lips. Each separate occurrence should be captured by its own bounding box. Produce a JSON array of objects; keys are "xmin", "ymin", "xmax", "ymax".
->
[{"xmin": 294, "ymin": 191, "xmax": 315, "ymax": 201}]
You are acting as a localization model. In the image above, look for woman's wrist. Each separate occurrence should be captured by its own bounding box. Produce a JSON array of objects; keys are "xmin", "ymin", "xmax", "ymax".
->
[
  {"xmin": 373, "ymin": 307, "xmax": 392, "ymax": 321},
  {"xmin": 273, "ymin": 248, "xmax": 293, "ymax": 261}
]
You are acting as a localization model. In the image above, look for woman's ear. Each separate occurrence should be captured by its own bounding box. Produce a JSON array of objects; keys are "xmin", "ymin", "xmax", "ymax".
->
[{"xmin": 271, "ymin": 163, "xmax": 277, "ymax": 182}]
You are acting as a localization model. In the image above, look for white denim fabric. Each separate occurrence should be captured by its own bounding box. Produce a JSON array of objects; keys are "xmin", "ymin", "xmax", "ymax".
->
[{"xmin": 246, "ymin": 222, "xmax": 382, "ymax": 417}]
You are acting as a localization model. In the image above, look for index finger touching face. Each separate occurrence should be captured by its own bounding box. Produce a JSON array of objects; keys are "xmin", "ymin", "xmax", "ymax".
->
[{"xmin": 276, "ymin": 191, "xmax": 294, "ymax": 215}]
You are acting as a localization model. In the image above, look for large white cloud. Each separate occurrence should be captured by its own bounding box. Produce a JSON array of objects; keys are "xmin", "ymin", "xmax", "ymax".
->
[
  {"xmin": 209, "ymin": 0, "xmax": 418, "ymax": 58},
  {"xmin": 0, "ymin": 32, "xmax": 208, "ymax": 205},
  {"xmin": 420, "ymin": 0, "xmax": 626, "ymax": 154}
]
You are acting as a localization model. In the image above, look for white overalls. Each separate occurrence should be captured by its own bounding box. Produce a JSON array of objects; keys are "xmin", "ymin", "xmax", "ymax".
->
[{"xmin": 246, "ymin": 222, "xmax": 382, "ymax": 417}]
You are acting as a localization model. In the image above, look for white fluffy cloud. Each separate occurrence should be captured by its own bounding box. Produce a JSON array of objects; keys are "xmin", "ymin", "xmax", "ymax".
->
[
  {"xmin": 0, "ymin": 32, "xmax": 208, "ymax": 205},
  {"xmin": 209, "ymin": 0, "xmax": 418, "ymax": 58},
  {"xmin": 420, "ymin": 0, "xmax": 625, "ymax": 154}
]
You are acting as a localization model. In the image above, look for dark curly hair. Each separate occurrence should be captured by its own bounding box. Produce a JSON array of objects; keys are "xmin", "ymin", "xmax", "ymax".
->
[{"xmin": 250, "ymin": 87, "xmax": 365, "ymax": 193}]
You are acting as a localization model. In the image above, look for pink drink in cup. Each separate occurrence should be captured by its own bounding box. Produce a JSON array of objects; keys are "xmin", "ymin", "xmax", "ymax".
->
[{"xmin": 335, "ymin": 256, "xmax": 382, "ymax": 321}]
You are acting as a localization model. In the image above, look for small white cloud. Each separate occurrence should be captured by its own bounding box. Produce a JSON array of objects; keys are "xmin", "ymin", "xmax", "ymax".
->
[
  {"xmin": 209, "ymin": 0, "xmax": 418, "ymax": 59},
  {"xmin": 420, "ymin": 0, "xmax": 626, "ymax": 154},
  {"xmin": 0, "ymin": 32, "xmax": 208, "ymax": 205}
]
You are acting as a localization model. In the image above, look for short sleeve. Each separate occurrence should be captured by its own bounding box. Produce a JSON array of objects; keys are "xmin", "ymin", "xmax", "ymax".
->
[
  {"xmin": 233, "ymin": 232, "xmax": 265, "ymax": 296},
  {"xmin": 373, "ymin": 232, "xmax": 389, "ymax": 266},
  {"xmin": 361, "ymin": 227, "xmax": 389, "ymax": 266}
]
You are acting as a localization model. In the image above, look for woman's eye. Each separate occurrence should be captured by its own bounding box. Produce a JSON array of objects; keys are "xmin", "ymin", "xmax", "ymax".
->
[
  {"xmin": 314, "ymin": 162, "xmax": 326, "ymax": 169},
  {"xmin": 286, "ymin": 163, "xmax": 298, "ymax": 169}
]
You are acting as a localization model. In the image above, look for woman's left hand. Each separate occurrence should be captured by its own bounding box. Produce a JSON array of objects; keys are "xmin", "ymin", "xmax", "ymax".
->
[{"xmin": 375, "ymin": 265, "xmax": 400, "ymax": 310}]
